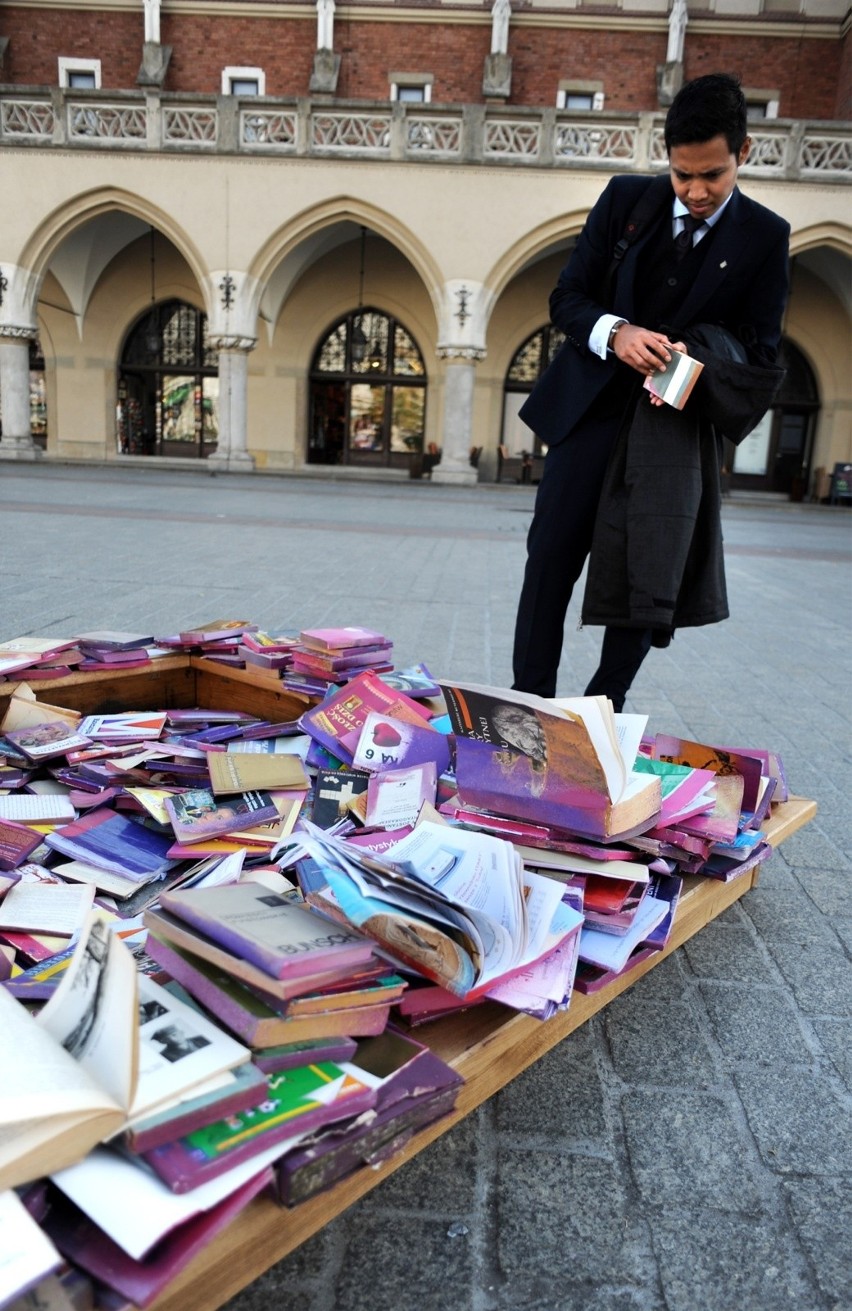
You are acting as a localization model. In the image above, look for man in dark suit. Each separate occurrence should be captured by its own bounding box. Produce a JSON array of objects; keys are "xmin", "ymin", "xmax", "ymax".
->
[{"xmin": 512, "ymin": 73, "xmax": 790, "ymax": 708}]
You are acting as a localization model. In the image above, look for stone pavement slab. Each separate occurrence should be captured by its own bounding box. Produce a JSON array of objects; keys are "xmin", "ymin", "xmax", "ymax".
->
[{"xmin": 1, "ymin": 464, "xmax": 850, "ymax": 1311}]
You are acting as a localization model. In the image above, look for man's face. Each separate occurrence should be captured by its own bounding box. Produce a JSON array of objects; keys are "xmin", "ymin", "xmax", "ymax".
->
[{"xmin": 668, "ymin": 133, "xmax": 751, "ymax": 221}]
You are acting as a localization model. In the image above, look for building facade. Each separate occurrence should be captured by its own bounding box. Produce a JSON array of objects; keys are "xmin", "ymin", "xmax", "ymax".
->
[{"xmin": 0, "ymin": 0, "xmax": 849, "ymax": 494}]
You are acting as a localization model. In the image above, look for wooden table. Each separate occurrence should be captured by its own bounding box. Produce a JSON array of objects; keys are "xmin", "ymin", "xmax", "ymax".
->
[{"xmin": 0, "ymin": 659, "xmax": 817, "ymax": 1311}]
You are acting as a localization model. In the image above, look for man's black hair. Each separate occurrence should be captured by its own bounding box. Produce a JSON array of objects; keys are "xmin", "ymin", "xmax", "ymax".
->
[{"xmin": 665, "ymin": 73, "xmax": 748, "ymax": 157}]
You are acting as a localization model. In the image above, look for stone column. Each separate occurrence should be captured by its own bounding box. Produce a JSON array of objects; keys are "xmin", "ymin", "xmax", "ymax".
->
[
  {"xmin": 0, "ymin": 329, "xmax": 40, "ymax": 460},
  {"xmin": 431, "ymin": 347, "xmax": 483, "ymax": 486},
  {"xmin": 206, "ymin": 336, "xmax": 256, "ymax": 471}
]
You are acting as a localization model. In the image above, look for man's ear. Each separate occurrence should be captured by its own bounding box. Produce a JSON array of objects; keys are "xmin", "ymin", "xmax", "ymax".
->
[{"xmin": 738, "ymin": 136, "xmax": 752, "ymax": 166}]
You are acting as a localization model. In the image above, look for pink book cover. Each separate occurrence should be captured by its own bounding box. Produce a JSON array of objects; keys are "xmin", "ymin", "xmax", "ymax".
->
[
  {"xmin": 300, "ymin": 671, "xmax": 432, "ymax": 763},
  {"xmin": 299, "ymin": 626, "xmax": 389, "ymax": 652},
  {"xmin": 45, "ymin": 1167, "xmax": 273, "ymax": 1307}
]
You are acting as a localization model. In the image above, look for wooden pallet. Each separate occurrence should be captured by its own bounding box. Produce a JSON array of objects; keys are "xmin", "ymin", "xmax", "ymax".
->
[{"xmin": 0, "ymin": 659, "xmax": 817, "ymax": 1311}]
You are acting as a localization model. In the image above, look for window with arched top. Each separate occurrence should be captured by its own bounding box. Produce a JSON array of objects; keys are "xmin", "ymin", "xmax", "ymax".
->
[
  {"xmin": 308, "ymin": 308, "xmax": 427, "ymax": 467},
  {"xmin": 117, "ymin": 300, "xmax": 219, "ymax": 457},
  {"xmin": 502, "ymin": 324, "xmax": 566, "ymax": 460}
]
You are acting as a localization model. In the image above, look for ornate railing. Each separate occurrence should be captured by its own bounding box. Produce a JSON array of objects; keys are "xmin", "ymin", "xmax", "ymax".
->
[{"xmin": 0, "ymin": 89, "xmax": 849, "ymax": 181}]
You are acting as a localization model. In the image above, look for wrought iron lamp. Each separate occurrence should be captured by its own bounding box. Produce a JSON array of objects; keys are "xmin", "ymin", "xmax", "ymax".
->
[
  {"xmin": 350, "ymin": 226, "xmax": 368, "ymax": 365},
  {"xmin": 144, "ymin": 227, "xmax": 159, "ymax": 356}
]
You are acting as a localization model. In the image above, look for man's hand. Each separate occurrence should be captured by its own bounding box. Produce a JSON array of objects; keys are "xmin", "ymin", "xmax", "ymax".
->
[
  {"xmin": 612, "ymin": 324, "xmax": 674, "ymax": 375},
  {"xmin": 613, "ymin": 330, "xmax": 688, "ymax": 407}
]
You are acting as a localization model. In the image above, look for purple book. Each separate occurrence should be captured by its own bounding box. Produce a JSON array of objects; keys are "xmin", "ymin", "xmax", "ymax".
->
[
  {"xmin": 142, "ymin": 1063, "xmax": 377, "ymax": 1193},
  {"xmin": 157, "ymin": 882, "xmax": 374, "ymax": 980},
  {"xmin": 45, "ymin": 808, "xmax": 175, "ymax": 878},
  {"xmin": 276, "ymin": 1047, "xmax": 462, "ymax": 1206},
  {"xmin": 122, "ymin": 1063, "xmax": 269, "ymax": 1153},
  {"xmin": 163, "ymin": 788, "xmax": 280, "ymax": 843},
  {"xmin": 252, "ymin": 1035, "xmax": 358, "ymax": 1073},
  {"xmin": 44, "ymin": 1167, "xmax": 272, "ymax": 1307}
]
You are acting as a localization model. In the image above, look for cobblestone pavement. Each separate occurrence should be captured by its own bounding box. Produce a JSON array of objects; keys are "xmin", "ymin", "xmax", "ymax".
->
[{"xmin": 2, "ymin": 463, "xmax": 850, "ymax": 1311}]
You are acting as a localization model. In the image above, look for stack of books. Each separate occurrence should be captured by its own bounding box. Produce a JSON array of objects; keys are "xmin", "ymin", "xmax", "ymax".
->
[{"xmin": 288, "ymin": 626, "xmax": 394, "ymax": 690}]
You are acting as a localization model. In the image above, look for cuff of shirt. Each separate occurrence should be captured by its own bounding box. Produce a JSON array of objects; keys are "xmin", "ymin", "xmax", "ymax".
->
[{"xmin": 589, "ymin": 314, "xmax": 626, "ymax": 361}]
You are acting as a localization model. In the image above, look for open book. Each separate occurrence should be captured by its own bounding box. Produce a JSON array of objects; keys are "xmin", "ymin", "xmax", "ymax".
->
[
  {"xmin": 288, "ymin": 819, "xmax": 581, "ymax": 1002},
  {"xmin": 439, "ymin": 684, "xmax": 661, "ymax": 840},
  {"xmin": 0, "ymin": 910, "xmax": 249, "ymax": 1191}
]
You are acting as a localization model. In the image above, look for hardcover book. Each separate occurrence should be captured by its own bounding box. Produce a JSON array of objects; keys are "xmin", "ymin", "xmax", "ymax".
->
[{"xmin": 156, "ymin": 882, "xmax": 374, "ymax": 980}]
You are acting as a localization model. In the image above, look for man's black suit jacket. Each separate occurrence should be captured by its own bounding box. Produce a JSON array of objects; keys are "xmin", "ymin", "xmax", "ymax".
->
[{"xmin": 519, "ymin": 174, "xmax": 790, "ymax": 447}]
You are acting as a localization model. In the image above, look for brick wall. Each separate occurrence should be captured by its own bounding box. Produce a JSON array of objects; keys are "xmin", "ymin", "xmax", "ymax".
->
[
  {"xmin": 684, "ymin": 38, "xmax": 842, "ymax": 121},
  {"xmin": 0, "ymin": 5, "xmax": 844, "ymax": 120},
  {"xmin": 2, "ymin": 9, "xmax": 142, "ymax": 88}
]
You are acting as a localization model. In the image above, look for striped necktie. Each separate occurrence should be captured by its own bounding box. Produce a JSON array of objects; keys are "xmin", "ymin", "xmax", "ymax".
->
[{"xmin": 674, "ymin": 213, "xmax": 705, "ymax": 261}]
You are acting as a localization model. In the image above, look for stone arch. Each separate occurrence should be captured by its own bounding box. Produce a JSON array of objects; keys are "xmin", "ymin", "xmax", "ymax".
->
[
  {"xmin": 248, "ymin": 198, "xmax": 444, "ymax": 345},
  {"xmin": 18, "ymin": 187, "xmax": 209, "ymax": 326}
]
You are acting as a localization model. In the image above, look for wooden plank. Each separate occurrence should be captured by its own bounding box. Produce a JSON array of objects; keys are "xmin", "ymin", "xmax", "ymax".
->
[
  {"xmin": 190, "ymin": 657, "xmax": 313, "ymax": 724},
  {"xmin": 0, "ymin": 658, "xmax": 196, "ymax": 720}
]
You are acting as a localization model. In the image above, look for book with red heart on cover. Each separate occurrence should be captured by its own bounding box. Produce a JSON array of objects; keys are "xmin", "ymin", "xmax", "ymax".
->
[
  {"xmin": 156, "ymin": 882, "xmax": 375, "ymax": 981},
  {"xmin": 300, "ymin": 671, "xmax": 432, "ymax": 765}
]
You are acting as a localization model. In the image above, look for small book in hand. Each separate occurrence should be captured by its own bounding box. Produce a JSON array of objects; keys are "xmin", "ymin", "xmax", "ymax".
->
[{"xmin": 643, "ymin": 348, "xmax": 704, "ymax": 410}]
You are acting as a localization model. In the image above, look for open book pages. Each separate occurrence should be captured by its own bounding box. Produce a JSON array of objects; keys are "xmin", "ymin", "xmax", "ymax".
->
[
  {"xmin": 287, "ymin": 819, "xmax": 580, "ymax": 1002},
  {"xmin": 440, "ymin": 683, "xmax": 661, "ymax": 840}
]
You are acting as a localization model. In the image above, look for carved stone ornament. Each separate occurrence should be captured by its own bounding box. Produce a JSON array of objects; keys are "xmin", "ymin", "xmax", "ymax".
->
[
  {"xmin": 0, "ymin": 324, "xmax": 38, "ymax": 341},
  {"xmin": 207, "ymin": 335, "xmax": 258, "ymax": 352},
  {"xmin": 437, "ymin": 346, "xmax": 486, "ymax": 363}
]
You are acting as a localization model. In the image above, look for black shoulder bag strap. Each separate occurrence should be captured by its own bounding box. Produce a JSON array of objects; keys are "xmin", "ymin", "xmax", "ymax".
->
[{"xmin": 601, "ymin": 174, "xmax": 674, "ymax": 310}]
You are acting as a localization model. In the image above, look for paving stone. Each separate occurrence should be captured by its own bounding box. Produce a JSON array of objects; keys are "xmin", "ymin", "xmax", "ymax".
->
[
  {"xmin": 810, "ymin": 1018, "xmax": 852, "ymax": 1086},
  {"xmin": 621, "ymin": 1091, "xmax": 765, "ymax": 1213},
  {"xmin": 764, "ymin": 939, "xmax": 852, "ymax": 1016},
  {"xmin": 791, "ymin": 866, "xmax": 852, "ymax": 920},
  {"xmin": 619, "ymin": 951, "xmax": 691, "ymax": 1002},
  {"xmin": 333, "ymin": 1213, "xmax": 475, "ymax": 1311},
  {"xmin": 743, "ymin": 882, "xmax": 839, "ymax": 947},
  {"xmin": 496, "ymin": 1150, "xmax": 638, "ymax": 1293},
  {"xmin": 734, "ymin": 1067, "xmax": 852, "ymax": 1174},
  {"xmin": 682, "ymin": 922, "xmax": 776, "ymax": 983},
  {"xmin": 782, "ymin": 1176, "xmax": 852, "ymax": 1307},
  {"xmin": 496, "ymin": 1025, "xmax": 607, "ymax": 1143},
  {"xmin": 604, "ymin": 997, "xmax": 718, "ymax": 1086},
  {"xmin": 650, "ymin": 1208, "xmax": 824, "ymax": 1311},
  {"xmin": 699, "ymin": 983, "xmax": 814, "ymax": 1064}
]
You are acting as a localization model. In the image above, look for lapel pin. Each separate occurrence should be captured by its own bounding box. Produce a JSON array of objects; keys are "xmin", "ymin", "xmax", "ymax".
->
[{"xmin": 720, "ymin": 260, "xmax": 728, "ymax": 269}]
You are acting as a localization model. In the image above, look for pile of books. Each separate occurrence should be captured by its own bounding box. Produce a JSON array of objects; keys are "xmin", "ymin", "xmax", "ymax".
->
[{"xmin": 0, "ymin": 621, "xmax": 790, "ymax": 1308}]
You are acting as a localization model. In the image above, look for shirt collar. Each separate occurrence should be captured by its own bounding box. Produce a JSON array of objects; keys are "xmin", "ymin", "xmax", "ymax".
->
[{"xmin": 673, "ymin": 190, "xmax": 735, "ymax": 229}]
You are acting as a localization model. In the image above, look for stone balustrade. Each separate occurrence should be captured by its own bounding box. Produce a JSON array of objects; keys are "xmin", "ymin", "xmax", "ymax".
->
[{"xmin": 1, "ymin": 89, "xmax": 850, "ymax": 181}]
